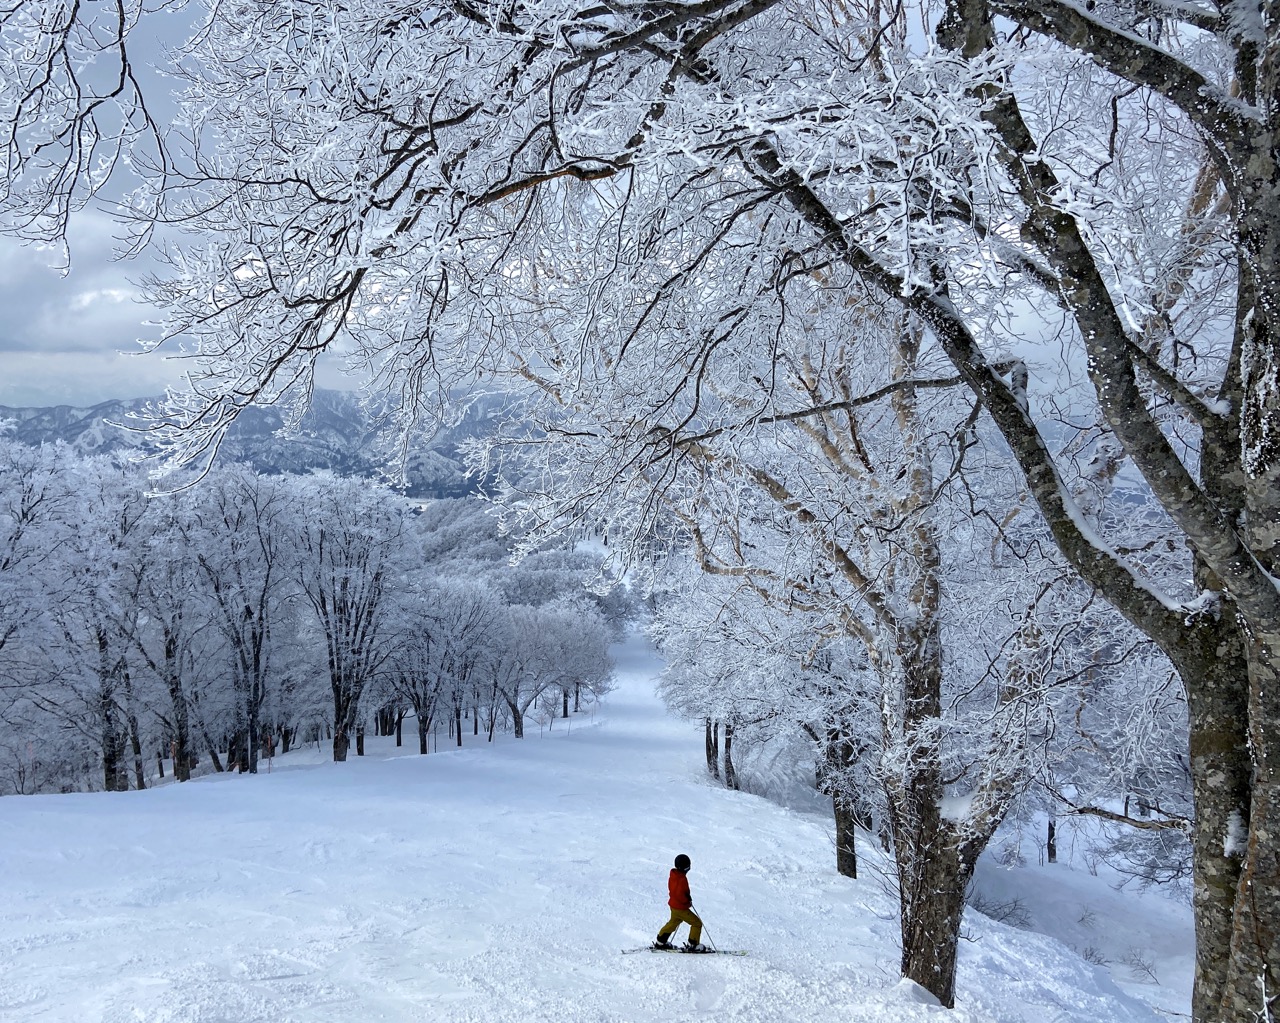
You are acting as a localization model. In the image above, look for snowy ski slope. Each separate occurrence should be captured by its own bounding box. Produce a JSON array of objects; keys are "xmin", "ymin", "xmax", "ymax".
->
[{"xmin": 0, "ymin": 634, "xmax": 1186, "ymax": 1022}]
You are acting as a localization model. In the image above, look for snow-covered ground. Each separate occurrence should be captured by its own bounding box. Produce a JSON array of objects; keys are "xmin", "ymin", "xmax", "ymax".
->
[{"xmin": 0, "ymin": 634, "xmax": 1190, "ymax": 1022}]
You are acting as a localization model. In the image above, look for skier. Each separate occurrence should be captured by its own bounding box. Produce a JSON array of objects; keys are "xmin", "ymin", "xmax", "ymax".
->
[{"xmin": 654, "ymin": 853, "xmax": 707, "ymax": 951}]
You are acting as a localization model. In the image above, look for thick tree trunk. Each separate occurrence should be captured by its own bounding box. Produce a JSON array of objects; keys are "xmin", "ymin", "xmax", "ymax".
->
[
  {"xmin": 1218, "ymin": 639, "xmax": 1280, "ymax": 1021},
  {"xmin": 723, "ymin": 722, "xmax": 738, "ymax": 790},
  {"xmin": 455, "ymin": 704, "xmax": 463, "ymax": 747},
  {"xmin": 331, "ymin": 676, "xmax": 362, "ymax": 762},
  {"xmin": 705, "ymin": 718, "xmax": 720, "ymax": 779},
  {"xmin": 1177, "ymin": 620, "xmax": 1252, "ymax": 1023},
  {"xmin": 122, "ymin": 666, "xmax": 146, "ymax": 791},
  {"xmin": 417, "ymin": 715, "xmax": 430, "ymax": 755},
  {"xmin": 128, "ymin": 719, "xmax": 146, "ymax": 791},
  {"xmin": 897, "ymin": 831, "xmax": 970, "ymax": 1009},
  {"xmin": 833, "ymin": 794, "xmax": 858, "ymax": 879},
  {"xmin": 247, "ymin": 681, "xmax": 261, "ymax": 774},
  {"xmin": 168, "ymin": 712, "xmax": 193, "ymax": 782},
  {"xmin": 885, "ymin": 656, "xmax": 969, "ymax": 1008},
  {"xmin": 1046, "ymin": 818, "xmax": 1056, "ymax": 865},
  {"xmin": 96, "ymin": 629, "xmax": 129, "ymax": 793},
  {"xmin": 101, "ymin": 721, "xmax": 129, "ymax": 792},
  {"xmin": 1181, "ymin": 358, "xmax": 1256, "ymax": 1023},
  {"xmin": 356, "ymin": 725, "xmax": 365, "ymax": 757},
  {"xmin": 228, "ymin": 729, "xmax": 248, "ymax": 772},
  {"xmin": 822, "ymin": 725, "xmax": 866, "ymax": 878},
  {"xmin": 1219, "ymin": 363, "xmax": 1280, "ymax": 1021},
  {"xmin": 165, "ymin": 642, "xmax": 194, "ymax": 782},
  {"xmin": 879, "ymin": 525, "xmax": 1007, "ymax": 1010},
  {"xmin": 231, "ymin": 674, "xmax": 248, "ymax": 771}
]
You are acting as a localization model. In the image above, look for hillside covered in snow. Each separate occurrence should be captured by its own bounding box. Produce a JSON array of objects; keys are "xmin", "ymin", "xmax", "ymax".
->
[{"xmin": 0, "ymin": 389, "xmax": 501, "ymax": 498}]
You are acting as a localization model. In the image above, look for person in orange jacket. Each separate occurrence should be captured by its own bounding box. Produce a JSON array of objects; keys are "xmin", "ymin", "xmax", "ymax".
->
[{"xmin": 654, "ymin": 853, "xmax": 706, "ymax": 951}]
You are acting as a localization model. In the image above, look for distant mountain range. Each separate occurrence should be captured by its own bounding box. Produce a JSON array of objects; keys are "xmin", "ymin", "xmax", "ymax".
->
[{"xmin": 0, "ymin": 389, "xmax": 501, "ymax": 498}]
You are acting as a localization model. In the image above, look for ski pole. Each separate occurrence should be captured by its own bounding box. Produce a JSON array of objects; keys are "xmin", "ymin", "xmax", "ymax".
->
[{"xmin": 690, "ymin": 904, "xmax": 718, "ymax": 951}]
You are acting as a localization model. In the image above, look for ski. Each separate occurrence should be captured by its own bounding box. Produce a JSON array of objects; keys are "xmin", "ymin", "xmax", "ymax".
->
[{"xmin": 622, "ymin": 945, "xmax": 748, "ymax": 956}]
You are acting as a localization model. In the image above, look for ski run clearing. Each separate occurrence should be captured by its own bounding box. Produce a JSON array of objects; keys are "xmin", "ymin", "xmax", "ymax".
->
[{"xmin": 1, "ymin": 634, "xmax": 1191, "ymax": 1023}]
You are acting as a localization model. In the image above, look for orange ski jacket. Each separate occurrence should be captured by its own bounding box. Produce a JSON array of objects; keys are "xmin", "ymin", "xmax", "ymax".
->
[{"xmin": 667, "ymin": 868, "xmax": 692, "ymax": 910}]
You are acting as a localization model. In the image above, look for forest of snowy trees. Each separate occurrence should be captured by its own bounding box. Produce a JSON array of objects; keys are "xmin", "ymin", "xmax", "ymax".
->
[
  {"xmin": 0, "ymin": 440, "xmax": 624, "ymax": 795},
  {"xmin": 4, "ymin": 0, "xmax": 1278, "ymax": 1018}
]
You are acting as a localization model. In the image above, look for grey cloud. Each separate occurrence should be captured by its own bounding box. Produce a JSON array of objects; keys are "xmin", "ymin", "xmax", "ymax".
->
[{"xmin": 0, "ymin": 211, "xmax": 178, "ymax": 404}]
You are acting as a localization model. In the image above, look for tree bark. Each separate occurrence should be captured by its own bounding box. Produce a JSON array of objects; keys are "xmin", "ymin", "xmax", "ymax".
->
[
  {"xmin": 883, "ymin": 618, "xmax": 969, "ymax": 1009},
  {"xmin": 162, "ymin": 630, "xmax": 194, "ymax": 782},
  {"xmin": 122, "ymin": 666, "xmax": 146, "ymax": 791},
  {"xmin": 96, "ymin": 628, "xmax": 129, "ymax": 793},
  {"xmin": 897, "ymin": 827, "xmax": 970, "ymax": 1009},
  {"xmin": 933, "ymin": 15, "xmax": 1280, "ymax": 1013},
  {"xmin": 833, "ymin": 794, "xmax": 858, "ymax": 879},
  {"xmin": 1225, "ymin": 631, "xmax": 1280, "ymax": 1020},
  {"xmin": 705, "ymin": 718, "xmax": 720, "ymax": 779},
  {"xmin": 820, "ymin": 723, "xmax": 865, "ymax": 878},
  {"xmin": 100, "ymin": 716, "xmax": 129, "ymax": 793},
  {"xmin": 723, "ymin": 722, "xmax": 738, "ymax": 790},
  {"xmin": 247, "ymin": 679, "xmax": 261, "ymax": 774}
]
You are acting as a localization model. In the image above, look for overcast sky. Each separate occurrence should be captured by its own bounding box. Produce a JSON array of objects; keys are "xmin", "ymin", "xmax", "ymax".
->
[
  {"xmin": 0, "ymin": 217, "xmax": 354, "ymax": 410},
  {"xmin": 2, "ymin": 4, "xmax": 205, "ymax": 410},
  {"xmin": 0, "ymin": 214, "xmax": 184, "ymax": 408}
]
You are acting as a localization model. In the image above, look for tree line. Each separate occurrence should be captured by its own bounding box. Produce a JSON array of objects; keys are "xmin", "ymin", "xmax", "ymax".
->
[{"xmin": 0, "ymin": 440, "xmax": 624, "ymax": 796}]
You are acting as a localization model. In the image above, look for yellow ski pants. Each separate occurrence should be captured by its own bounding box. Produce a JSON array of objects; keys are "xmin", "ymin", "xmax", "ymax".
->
[{"xmin": 657, "ymin": 908, "xmax": 702, "ymax": 945}]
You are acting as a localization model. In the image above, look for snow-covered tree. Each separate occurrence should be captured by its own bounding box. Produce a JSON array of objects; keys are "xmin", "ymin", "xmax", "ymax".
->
[
  {"xmin": 123, "ymin": 489, "xmax": 211, "ymax": 782},
  {"xmin": 0, "ymin": 437, "xmax": 79, "ymax": 792},
  {"xmin": 487, "ymin": 601, "xmax": 613, "ymax": 740},
  {"xmin": 292, "ymin": 475, "xmax": 411, "ymax": 761},
  {"xmin": 37, "ymin": 458, "xmax": 153, "ymax": 792},
  {"xmin": 0, "ymin": 436, "xmax": 73, "ymax": 696},
  {"xmin": 388, "ymin": 575, "xmax": 502, "ymax": 751},
  {"xmin": 183, "ymin": 467, "xmax": 300, "ymax": 773}
]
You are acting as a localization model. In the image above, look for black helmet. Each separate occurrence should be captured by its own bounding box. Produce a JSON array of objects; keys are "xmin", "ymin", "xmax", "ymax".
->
[{"xmin": 674, "ymin": 854, "xmax": 691, "ymax": 870}]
